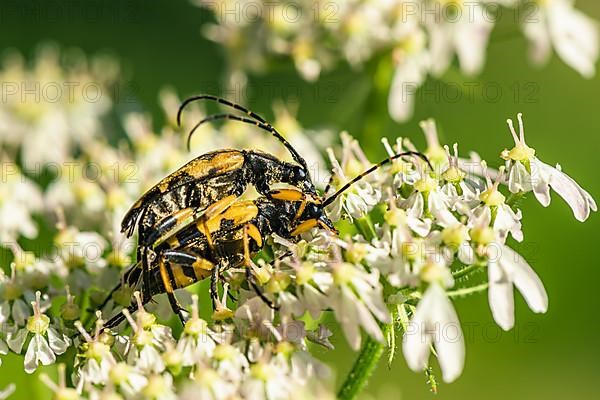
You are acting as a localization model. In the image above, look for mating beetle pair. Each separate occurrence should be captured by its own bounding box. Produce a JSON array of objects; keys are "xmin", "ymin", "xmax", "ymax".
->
[{"xmin": 100, "ymin": 95, "xmax": 430, "ymax": 329}]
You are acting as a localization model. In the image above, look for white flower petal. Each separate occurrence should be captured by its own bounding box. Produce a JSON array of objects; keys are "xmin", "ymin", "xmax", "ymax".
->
[
  {"xmin": 522, "ymin": 9, "xmax": 552, "ymax": 65},
  {"xmin": 0, "ymin": 384, "xmax": 15, "ymax": 400},
  {"xmin": 0, "ymin": 302, "xmax": 10, "ymax": 324},
  {"xmin": 548, "ymin": 2, "xmax": 598, "ymax": 78},
  {"xmin": 488, "ymin": 260, "xmax": 515, "ymax": 331},
  {"xmin": 24, "ymin": 334, "xmax": 55, "ymax": 374},
  {"xmin": 538, "ymin": 160, "xmax": 596, "ymax": 221},
  {"xmin": 494, "ymin": 204, "xmax": 523, "ymax": 243},
  {"xmin": 48, "ymin": 327, "xmax": 70, "ymax": 355},
  {"xmin": 500, "ymin": 245, "xmax": 548, "ymax": 314},
  {"xmin": 428, "ymin": 191, "xmax": 458, "ymax": 226},
  {"xmin": 388, "ymin": 55, "xmax": 429, "ymax": 122},
  {"xmin": 403, "ymin": 284, "xmax": 465, "ymax": 382},
  {"xmin": 428, "ymin": 285, "xmax": 465, "ymax": 382},
  {"xmin": 408, "ymin": 216, "xmax": 431, "ymax": 237},
  {"xmin": 457, "ymin": 244, "xmax": 475, "ymax": 265},
  {"xmin": 12, "ymin": 299, "xmax": 31, "ymax": 326},
  {"xmin": 354, "ymin": 297, "xmax": 385, "ymax": 344},
  {"xmin": 454, "ymin": 5, "xmax": 493, "ymax": 75},
  {"xmin": 333, "ymin": 287, "xmax": 361, "ymax": 351},
  {"xmin": 138, "ymin": 345, "xmax": 165, "ymax": 373},
  {"xmin": 532, "ymin": 179, "xmax": 552, "ymax": 208},
  {"xmin": 508, "ymin": 161, "xmax": 533, "ymax": 194},
  {"xmin": 7, "ymin": 328, "xmax": 28, "ymax": 354},
  {"xmin": 402, "ymin": 318, "xmax": 431, "ymax": 373}
]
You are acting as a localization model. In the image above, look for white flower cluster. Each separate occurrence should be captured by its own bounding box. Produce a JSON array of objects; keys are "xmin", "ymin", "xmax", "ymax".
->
[
  {"xmin": 195, "ymin": 0, "xmax": 599, "ymax": 121},
  {"xmin": 317, "ymin": 111, "xmax": 595, "ymax": 382},
  {"xmin": 0, "ymin": 46, "xmax": 595, "ymax": 397},
  {"xmin": 0, "ymin": 47, "xmax": 334, "ymax": 399}
]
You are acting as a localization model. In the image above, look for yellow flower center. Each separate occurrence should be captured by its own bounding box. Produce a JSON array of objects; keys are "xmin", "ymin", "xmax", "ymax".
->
[
  {"xmin": 54, "ymin": 388, "xmax": 80, "ymax": 400},
  {"xmin": 133, "ymin": 330, "xmax": 153, "ymax": 347},
  {"xmin": 401, "ymin": 238, "xmax": 424, "ymax": 262},
  {"xmin": 251, "ymin": 362, "xmax": 273, "ymax": 381},
  {"xmin": 295, "ymin": 262, "xmax": 314, "ymax": 286},
  {"xmin": 214, "ymin": 344, "xmax": 236, "ymax": 361},
  {"xmin": 346, "ymin": 243, "xmax": 368, "ymax": 264},
  {"xmin": 184, "ymin": 318, "xmax": 207, "ymax": 337},
  {"xmin": 86, "ymin": 341, "xmax": 110, "ymax": 361},
  {"xmin": 390, "ymin": 158, "xmax": 412, "ymax": 175},
  {"xmin": 142, "ymin": 375, "xmax": 169, "ymax": 399},
  {"xmin": 27, "ymin": 314, "xmax": 50, "ymax": 335},
  {"xmin": 420, "ymin": 259, "xmax": 449, "ymax": 285},
  {"xmin": 442, "ymin": 166, "xmax": 465, "ymax": 183},
  {"xmin": 502, "ymin": 143, "xmax": 535, "ymax": 162},
  {"xmin": 276, "ymin": 341, "xmax": 294, "ymax": 356},
  {"xmin": 266, "ymin": 271, "xmax": 291, "ymax": 293},
  {"xmin": 384, "ymin": 208, "xmax": 407, "ymax": 227},
  {"xmin": 470, "ymin": 226, "xmax": 495, "ymax": 245},
  {"xmin": 138, "ymin": 310, "xmax": 156, "ymax": 329},
  {"xmin": 333, "ymin": 263, "xmax": 356, "ymax": 285},
  {"xmin": 426, "ymin": 145, "xmax": 447, "ymax": 165},
  {"xmin": 441, "ymin": 224, "xmax": 469, "ymax": 248},
  {"xmin": 109, "ymin": 362, "xmax": 132, "ymax": 385},
  {"xmin": 479, "ymin": 187, "xmax": 505, "ymax": 206},
  {"xmin": 414, "ymin": 176, "xmax": 438, "ymax": 193},
  {"xmin": 212, "ymin": 306, "xmax": 234, "ymax": 321}
]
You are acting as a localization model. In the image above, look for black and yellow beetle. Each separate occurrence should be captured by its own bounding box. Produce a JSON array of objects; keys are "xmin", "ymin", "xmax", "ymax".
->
[
  {"xmin": 115, "ymin": 96, "xmax": 319, "ymax": 320},
  {"xmin": 100, "ymin": 95, "xmax": 431, "ymax": 329}
]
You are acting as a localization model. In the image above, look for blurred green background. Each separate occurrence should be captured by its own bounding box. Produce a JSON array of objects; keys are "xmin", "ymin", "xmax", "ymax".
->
[{"xmin": 1, "ymin": 0, "xmax": 599, "ymax": 398}]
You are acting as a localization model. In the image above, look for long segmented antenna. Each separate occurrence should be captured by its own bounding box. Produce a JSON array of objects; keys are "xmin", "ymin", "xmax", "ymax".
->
[
  {"xmin": 323, "ymin": 167, "xmax": 336, "ymax": 196},
  {"xmin": 322, "ymin": 151, "xmax": 432, "ymax": 207},
  {"xmin": 177, "ymin": 94, "xmax": 268, "ymax": 126},
  {"xmin": 178, "ymin": 95, "xmax": 309, "ymax": 172}
]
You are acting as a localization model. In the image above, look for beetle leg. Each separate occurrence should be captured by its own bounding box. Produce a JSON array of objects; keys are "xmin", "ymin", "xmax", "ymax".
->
[
  {"xmin": 245, "ymin": 264, "xmax": 278, "ymax": 310},
  {"xmin": 159, "ymin": 249, "xmax": 215, "ymax": 313},
  {"xmin": 269, "ymin": 188, "xmax": 320, "ymax": 222},
  {"xmin": 210, "ymin": 262, "xmax": 219, "ymax": 309},
  {"xmin": 104, "ymin": 285, "xmax": 154, "ymax": 330},
  {"xmin": 242, "ymin": 224, "xmax": 278, "ymax": 310},
  {"xmin": 290, "ymin": 218, "xmax": 319, "ymax": 236},
  {"xmin": 151, "ymin": 195, "xmax": 239, "ymax": 251},
  {"xmin": 95, "ymin": 261, "xmax": 142, "ymax": 311},
  {"xmin": 156, "ymin": 254, "xmax": 187, "ymax": 325},
  {"xmin": 141, "ymin": 247, "xmax": 153, "ymax": 307},
  {"xmin": 103, "ymin": 301, "xmax": 138, "ymax": 330}
]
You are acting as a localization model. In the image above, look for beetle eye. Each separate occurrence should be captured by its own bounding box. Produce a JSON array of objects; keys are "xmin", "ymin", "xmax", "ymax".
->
[
  {"xmin": 293, "ymin": 166, "xmax": 306, "ymax": 181},
  {"xmin": 307, "ymin": 203, "xmax": 319, "ymax": 216}
]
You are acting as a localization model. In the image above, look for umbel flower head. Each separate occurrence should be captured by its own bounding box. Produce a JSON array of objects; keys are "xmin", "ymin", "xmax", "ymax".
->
[
  {"xmin": 193, "ymin": 0, "xmax": 599, "ymax": 121},
  {"xmin": 0, "ymin": 46, "xmax": 596, "ymax": 398}
]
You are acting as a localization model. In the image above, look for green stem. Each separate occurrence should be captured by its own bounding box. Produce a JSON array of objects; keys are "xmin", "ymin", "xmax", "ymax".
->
[
  {"xmin": 447, "ymin": 283, "xmax": 489, "ymax": 298},
  {"xmin": 506, "ymin": 191, "xmax": 525, "ymax": 209},
  {"xmin": 338, "ymin": 214, "xmax": 389, "ymax": 399},
  {"xmin": 356, "ymin": 215, "xmax": 377, "ymax": 241},
  {"xmin": 337, "ymin": 323, "xmax": 392, "ymax": 400},
  {"xmin": 452, "ymin": 264, "xmax": 482, "ymax": 280}
]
